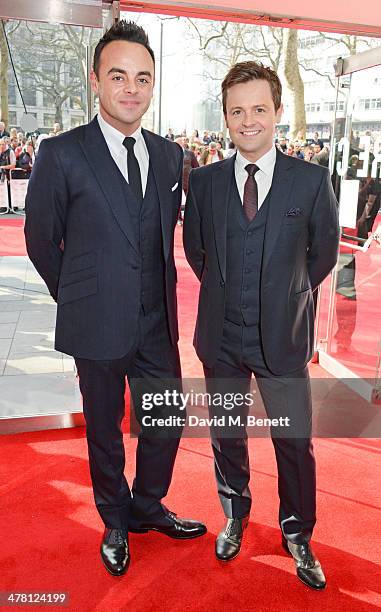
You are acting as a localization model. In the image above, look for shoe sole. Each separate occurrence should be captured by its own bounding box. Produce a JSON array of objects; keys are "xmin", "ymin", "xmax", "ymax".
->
[{"xmin": 129, "ymin": 527, "xmax": 207, "ymax": 540}]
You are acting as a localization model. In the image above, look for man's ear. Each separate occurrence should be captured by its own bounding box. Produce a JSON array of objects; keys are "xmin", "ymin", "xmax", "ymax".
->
[
  {"xmin": 90, "ymin": 69, "xmax": 99, "ymax": 95},
  {"xmin": 276, "ymin": 103, "xmax": 284, "ymax": 124}
]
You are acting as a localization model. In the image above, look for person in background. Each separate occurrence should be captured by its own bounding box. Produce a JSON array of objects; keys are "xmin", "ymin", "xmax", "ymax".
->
[
  {"xmin": 311, "ymin": 143, "xmax": 329, "ymax": 167},
  {"xmin": 190, "ymin": 129, "xmax": 200, "ymax": 144},
  {"xmin": 217, "ymin": 131, "xmax": 226, "ymax": 149},
  {"xmin": 199, "ymin": 141, "xmax": 224, "ymax": 165},
  {"xmin": 18, "ymin": 141, "xmax": 34, "ymax": 178},
  {"xmin": 175, "ymin": 136, "xmax": 199, "ymax": 224},
  {"xmin": 15, "ymin": 138, "xmax": 27, "ymax": 160},
  {"xmin": 203, "ymin": 130, "xmax": 211, "ymax": 145},
  {"xmin": 278, "ymin": 136, "xmax": 287, "ymax": 152},
  {"xmin": 304, "ymin": 145, "xmax": 315, "ymax": 162},
  {"xmin": 0, "ymin": 121, "xmax": 9, "ymax": 139},
  {"xmin": 0, "ymin": 138, "xmax": 16, "ymax": 211},
  {"xmin": 294, "ymin": 141, "xmax": 304, "ymax": 160},
  {"xmin": 287, "ymin": 142, "xmax": 295, "ymax": 156},
  {"xmin": 10, "ymin": 137, "xmax": 18, "ymax": 153},
  {"xmin": 311, "ymin": 131, "xmax": 324, "ymax": 150},
  {"xmin": 216, "ymin": 141, "xmax": 225, "ymax": 159},
  {"xmin": 226, "ymin": 139, "xmax": 236, "ymax": 158},
  {"xmin": 165, "ymin": 128, "xmax": 174, "ymax": 141}
]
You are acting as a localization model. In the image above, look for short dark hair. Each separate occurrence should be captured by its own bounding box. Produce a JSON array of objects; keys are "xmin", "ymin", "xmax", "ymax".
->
[
  {"xmin": 93, "ymin": 20, "xmax": 155, "ymax": 77},
  {"xmin": 222, "ymin": 61, "xmax": 282, "ymax": 115}
]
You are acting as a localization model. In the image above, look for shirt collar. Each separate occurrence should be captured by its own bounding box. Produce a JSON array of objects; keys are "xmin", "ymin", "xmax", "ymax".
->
[
  {"xmin": 236, "ymin": 144, "xmax": 276, "ymax": 176},
  {"xmin": 97, "ymin": 112, "xmax": 143, "ymax": 150}
]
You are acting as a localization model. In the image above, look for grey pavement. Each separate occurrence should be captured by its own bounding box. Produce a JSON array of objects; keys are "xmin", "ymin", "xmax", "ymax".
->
[{"xmin": 0, "ymin": 255, "xmax": 82, "ymax": 432}]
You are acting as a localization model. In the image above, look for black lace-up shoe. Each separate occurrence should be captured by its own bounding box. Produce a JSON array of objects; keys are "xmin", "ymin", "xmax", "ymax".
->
[
  {"xmin": 100, "ymin": 528, "xmax": 130, "ymax": 576},
  {"xmin": 215, "ymin": 517, "xmax": 249, "ymax": 561},
  {"xmin": 129, "ymin": 509, "xmax": 207, "ymax": 540},
  {"xmin": 282, "ymin": 535, "xmax": 326, "ymax": 590}
]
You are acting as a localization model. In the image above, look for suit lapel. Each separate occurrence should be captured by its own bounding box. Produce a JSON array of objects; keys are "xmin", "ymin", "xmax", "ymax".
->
[
  {"xmin": 79, "ymin": 117, "xmax": 139, "ymax": 253},
  {"xmin": 211, "ymin": 155, "xmax": 236, "ymax": 282},
  {"xmin": 262, "ymin": 149, "xmax": 295, "ymax": 272},
  {"xmin": 142, "ymin": 129, "xmax": 172, "ymax": 261}
]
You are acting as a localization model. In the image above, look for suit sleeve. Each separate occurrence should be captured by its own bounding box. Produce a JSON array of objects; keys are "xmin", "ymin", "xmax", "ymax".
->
[
  {"xmin": 183, "ymin": 171, "xmax": 204, "ymax": 281},
  {"xmin": 24, "ymin": 140, "xmax": 69, "ymax": 301},
  {"xmin": 174, "ymin": 145, "xmax": 183, "ymax": 215},
  {"xmin": 307, "ymin": 168, "xmax": 340, "ymax": 290}
]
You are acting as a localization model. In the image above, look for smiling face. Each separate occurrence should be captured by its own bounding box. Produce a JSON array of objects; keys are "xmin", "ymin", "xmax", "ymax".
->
[
  {"xmin": 225, "ymin": 79, "xmax": 282, "ymax": 163},
  {"xmin": 90, "ymin": 40, "xmax": 154, "ymax": 135}
]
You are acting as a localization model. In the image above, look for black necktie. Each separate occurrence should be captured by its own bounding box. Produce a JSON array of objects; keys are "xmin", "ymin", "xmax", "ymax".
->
[
  {"xmin": 243, "ymin": 164, "xmax": 259, "ymax": 222},
  {"xmin": 122, "ymin": 136, "xmax": 143, "ymax": 205}
]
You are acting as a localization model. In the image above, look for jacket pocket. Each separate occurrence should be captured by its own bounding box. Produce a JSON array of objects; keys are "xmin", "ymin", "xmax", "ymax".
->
[
  {"xmin": 58, "ymin": 275, "xmax": 98, "ymax": 305},
  {"xmin": 69, "ymin": 250, "xmax": 98, "ymax": 273}
]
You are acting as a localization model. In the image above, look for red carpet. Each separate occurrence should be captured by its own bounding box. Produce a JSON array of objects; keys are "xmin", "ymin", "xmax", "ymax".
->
[
  {"xmin": 0, "ymin": 217, "xmax": 26, "ymax": 256},
  {"xmin": 1, "ymin": 430, "xmax": 381, "ymax": 611},
  {"xmin": 1, "ymin": 225, "xmax": 381, "ymax": 610}
]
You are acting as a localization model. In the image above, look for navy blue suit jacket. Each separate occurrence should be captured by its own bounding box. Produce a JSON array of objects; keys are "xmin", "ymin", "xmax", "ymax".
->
[
  {"xmin": 25, "ymin": 117, "xmax": 183, "ymax": 359},
  {"xmin": 183, "ymin": 149, "xmax": 340, "ymax": 374}
]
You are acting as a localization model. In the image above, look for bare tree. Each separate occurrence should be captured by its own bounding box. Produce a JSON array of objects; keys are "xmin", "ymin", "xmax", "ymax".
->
[
  {"xmin": 0, "ymin": 22, "xmax": 9, "ymax": 126},
  {"xmin": 284, "ymin": 29, "xmax": 306, "ymax": 140},
  {"xmin": 7, "ymin": 21, "xmax": 96, "ymax": 126}
]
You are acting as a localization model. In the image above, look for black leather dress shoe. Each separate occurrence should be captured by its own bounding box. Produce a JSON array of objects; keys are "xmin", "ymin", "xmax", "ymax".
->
[
  {"xmin": 100, "ymin": 528, "xmax": 130, "ymax": 576},
  {"xmin": 215, "ymin": 517, "xmax": 249, "ymax": 561},
  {"xmin": 282, "ymin": 535, "xmax": 326, "ymax": 590},
  {"xmin": 129, "ymin": 510, "xmax": 207, "ymax": 539}
]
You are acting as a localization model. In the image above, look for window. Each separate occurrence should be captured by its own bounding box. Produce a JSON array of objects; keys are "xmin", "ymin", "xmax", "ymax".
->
[
  {"xmin": 70, "ymin": 116, "xmax": 83, "ymax": 128},
  {"xmin": 324, "ymin": 102, "xmax": 335, "ymax": 112},
  {"xmin": 9, "ymin": 111, "xmax": 17, "ymax": 126},
  {"xmin": 8, "ymin": 73, "xmax": 16, "ymax": 105},
  {"xmin": 70, "ymin": 95, "xmax": 83, "ymax": 110},
  {"xmin": 359, "ymin": 98, "xmax": 381, "ymax": 111},
  {"xmin": 22, "ymin": 75, "xmax": 37, "ymax": 107},
  {"xmin": 43, "ymin": 114, "xmax": 55, "ymax": 128},
  {"xmin": 305, "ymin": 103, "xmax": 321, "ymax": 113}
]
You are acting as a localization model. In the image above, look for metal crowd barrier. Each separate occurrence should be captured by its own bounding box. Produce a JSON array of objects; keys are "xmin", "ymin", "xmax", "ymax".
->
[
  {"xmin": 0, "ymin": 169, "xmax": 29, "ymax": 215},
  {"xmin": 0, "ymin": 174, "xmax": 9, "ymax": 215}
]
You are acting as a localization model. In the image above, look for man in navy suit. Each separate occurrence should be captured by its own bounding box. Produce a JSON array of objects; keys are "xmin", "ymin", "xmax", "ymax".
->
[
  {"xmin": 25, "ymin": 20, "xmax": 206, "ymax": 576},
  {"xmin": 184, "ymin": 61, "xmax": 339, "ymax": 589}
]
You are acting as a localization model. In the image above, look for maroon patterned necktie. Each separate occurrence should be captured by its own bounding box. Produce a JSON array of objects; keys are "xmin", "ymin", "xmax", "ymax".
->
[{"xmin": 243, "ymin": 164, "xmax": 259, "ymax": 222}]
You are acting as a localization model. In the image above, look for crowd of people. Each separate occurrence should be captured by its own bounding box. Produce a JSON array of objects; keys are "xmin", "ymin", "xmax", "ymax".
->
[
  {"xmin": 0, "ymin": 121, "xmax": 65, "ymax": 212},
  {"xmin": 163, "ymin": 127, "xmax": 331, "ymax": 223},
  {"xmin": 166, "ymin": 127, "xmax": 330, "ymax": 172}
]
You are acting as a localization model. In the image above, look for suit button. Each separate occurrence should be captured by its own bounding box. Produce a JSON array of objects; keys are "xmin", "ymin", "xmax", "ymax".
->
[
  {"xmin": 247, "ymin": 231, "xmax": 253, "ymax": 236},
  {"xmin": 242, "ymin": 304, "xmax": 247, "ymax": 309},
  {"xmin": 131, "ymin": 265, "xmax": 139, "ymax": 270},
  {"xmin": 244, "ymin": 268, "xmax": 251, "ymax": 274},
  {"xmin": 220, "ymin": 280, "xmax": 225, "ymax": 287},
  {"xmin": 246, "ymin": 249, "xmax": 252, "ymax": 255}
]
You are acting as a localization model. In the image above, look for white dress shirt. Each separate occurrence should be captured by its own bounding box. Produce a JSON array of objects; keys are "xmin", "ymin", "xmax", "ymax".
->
[
  {"xmin": 235, "ymin": 145, "xmax": 277, "ymax": 209},
  {"xmin": 97, "ymin": 112, "xmax": 149, "ymax": 195}
]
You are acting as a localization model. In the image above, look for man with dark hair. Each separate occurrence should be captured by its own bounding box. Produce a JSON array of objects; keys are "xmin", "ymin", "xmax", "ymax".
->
[
  {"xmin": 25, "ymin": 19, "xmax": 206, "ymax": 577},
  {"xmin": 184, "ymin": 61, "xmax": 339, "ymax": 589}
]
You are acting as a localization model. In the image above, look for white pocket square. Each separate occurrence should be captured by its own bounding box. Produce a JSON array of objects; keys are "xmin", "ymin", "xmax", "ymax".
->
[{"xmin": 171, "ymin": 182, "xmax": 178, "ymax": 192}]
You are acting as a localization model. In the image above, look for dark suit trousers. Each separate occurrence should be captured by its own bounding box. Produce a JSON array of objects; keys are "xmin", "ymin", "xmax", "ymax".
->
[
  {"xmin": 75, "ymin": 305, "xmax": 182, "ymax": 530},
  {"xmin": 204, "ymin": 319, "xmax": 316, "ymax": 544}
]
